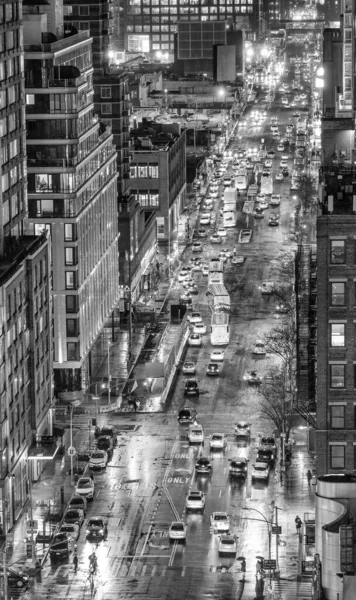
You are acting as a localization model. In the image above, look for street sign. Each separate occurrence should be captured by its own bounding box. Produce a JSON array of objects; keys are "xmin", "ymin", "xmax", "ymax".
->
[
  {"xmin": 67, "ymin": 446, "xmax": 76, "ymax": 456},
  {"xmin": 272, "ymin": 526, "xmax": 282, "ymax": 534},
  {"xmin": 27, "ymin": 520, "xmax": 38, "ymax": 530},
  {"xmin": 263, "ymin": 559, "xmax": 277, "ymax": 570}
]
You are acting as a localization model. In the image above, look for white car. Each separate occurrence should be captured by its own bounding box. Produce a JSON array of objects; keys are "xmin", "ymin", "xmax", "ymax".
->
[
  {"xmin": 267, "ymin": 151, "xmax": 275, "ymax": 159},
  {"xmin": 210, "ymin": 512, "xmax": 230, "ymax": 534},
  {"xmin": 75, "ymin": 477, "xmax": 95, "ymax": 499},
  {"xmin": 220, "ymin": 248, "xmax": 232, "ymax": 259},
  {"xmin": 275, "ymin": 172, "xmax": 284, "ymax": 182},
  {"xmin": 178, "ymin": 268, "xmax": 191, "ymax": 282},
  {"xmin": 169, "ymin": 521, "xmax": 187, "ymax": 541},
  {"xmin": 258, "ymin": 200, "xmax": 268, "ymax": 209},
  {"xmin": 291, "ymin": 180, "xmax": 300, "ymax": 191},
  {"xmin": 239, "ymin": 229, "xmax": 252, "ymax": 244},
  {"xmin": 252, "ymin": 461, "xmax": 270, "ymax": 481},
  {"xmin": 192, "ymin": 242, "xmax": 203, "ymax": 253},
  {"xmin": 218, "ymin": 534, "xmax": 237, "ymax": 555},
  {"xmin": 231, "ymin": 255, "xmax": 245, "ymax": 264},
  {"xmin": 211, "ymin": 233, "xmax": 223, "ymax": 244},
  {"xmin": 202, "ymin": 264, "xmax": 209, "ymax": 276},
  {"xmin": 188, "ymin": 424, "xmax": 204, "ymax": 444},
  {"xmin": 280, "ymin": 159, "xmax": 288, "ymax": 168},
  {"xmin": 210, "ymin": 433, "xmax": 227, "ymax": 450},
  {"xmin": 252, "ymin": 340, "xmax": 266, "ymax": 355},
  {"xmin": 188, "ymin": 333, "xmax": 202, "ymax": 347},
  {"xmin": 182, "ymin": 361, "xmax": 196, "ymax": 375},
  {"xmin": 277, "ymin": 144, "xmax": 285, "ymax": 152},
  {"xmin": 186, "ymin": 491, "xmax": 205, "ymax": 511},
  {"xmin": 264, "ymin": 159, "xmax": 273, "ymax": 168},
  {"xmin": 217, "ymin": 227, "xmax": 227, "ymax": 238},
  {"xmin": 211, "ymin": 349, "xmax": 224, "ymax": 362},
  {"xmin": 89, "ymin": 450, "xmax": 108, "ymax": 469},
  {"xmin": 281, "ymin": 153, "xmax": 289, "ymax": 160},
  {"xmin": 270, "ymin": 194, "xmax": 281, "ymax": 207},
  {"xmin": 257, "ymin": 193, "xmax": 265, "ymax": 201},
  {"xmin": 193, "ymin": 322, "xmax": 207, "ymax": 335},
  {"xmin": 187, "ymin": 312, "xmax": 202, "ymax": 324},
  {"xmin": 235, "ymin": 421, "xmax": 251, "ymax": 438},
  {"xmin": 200, "ymin": 214, "xmax": 211, "ymax": 225},
  {"xmin": 210, "ymin": 189, "xmax": 219, "ymax": 199}
]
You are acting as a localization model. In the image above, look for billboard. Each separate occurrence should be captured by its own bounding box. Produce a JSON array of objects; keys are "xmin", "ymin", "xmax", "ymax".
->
[{"xmin": 215, "ymin": 45, "xmax": 236, "ymax": 82}]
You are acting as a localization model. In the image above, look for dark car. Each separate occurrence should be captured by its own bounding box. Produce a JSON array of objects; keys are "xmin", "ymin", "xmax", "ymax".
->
[
  {"xmin": 282, "ymin": 168, "xmax": 289, "ymax": 177},
  {"xmin": 184, "ymin": 379, "xmax": 200, "ymax": 396},
  {"xmin": 49, "ymin": 533, "xmax": 70, "ymax": 559},
  {"xmin": 0, "ymin": 567, "xmax": 30, "ymax": 589},
  {"xmin": 97, "ymin": 435, "xmax": 114, "ymax": 459},
  {"xmin": 195, "ymin": 456, "xmax": 212, "ymax": 475},
  {"xmin": 229, "ymin": 457, "xmax": 248, "ymax": 478},
  {"xmin": 62, "ymin": 508, "xmax": 85, "ymax": 527},
  {"xmin": 95, "ymin": 426, "xmax": 117, "ymax": 445},
  {"xmin": 177, "ymin": 407, "xmax": 197, "ymax": 424},
  {"xmin": 269, "ymin": 216, "xmax": 279, "ymax": 227},
  {"xmin": 179, "ymin": 293, "xmax": 192, "ymax": 306},
  {"xmin": 206, "ymin": 363, "xmax": 220, "ymax": 376},
  {"xmin": 257, "ymin": 448, "xmax": 275, "ymax": 466},
  {"xmin": 67, "ymin": 494, "xmax": 87, "ymax": 514},
  {"xmin": 86, "ymin": 516, "xmax": 108, "ymax": 539}
]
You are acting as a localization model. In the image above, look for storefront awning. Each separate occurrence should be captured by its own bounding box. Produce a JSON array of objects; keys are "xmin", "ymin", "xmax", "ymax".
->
[{"xmin": 28, "ymin": 442, "xmax": 59, "ymax": 460}]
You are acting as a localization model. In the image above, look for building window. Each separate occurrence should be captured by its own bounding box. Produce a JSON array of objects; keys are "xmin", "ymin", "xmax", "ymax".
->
[
  {"xmin": 65, "ymin": 272, "xmax": 76, "ymax": 290},
  {"xmin": 138, "ymin": 191, "xmax": 149, "ymax": 206},
  {"xmin": 330, "ymin": 405, "xmax": 345, "ymax": 429},
  {"xmin": 64, "ymin": 223, "xmax": 75, "ymax": 241},
  {"xmin": 330, "ymin": 282, "xmax": 345, "ymax": 306},
  {"xmin": 138, "ymin": 165, "xmax": 148, "ymax": 178},
  {"xmin": 79, "ymin": 5, "xmax": 89, "ymax": 15},
  {"xmin": 149, "ymin": 164, "xmax": 159, "ymax": 178},
  {"xmin": 66, "ymin": 319, "xmax": 77, "ymax": 337},
  {"xmin": 150, "ymin": 191, "xmax": 159, "ymax": 206},
  {"xmin": 67, "ymin": 342, "xmax": 78, "ymax": 361},
  {"xmin": 101, "ymin": 86, "xmax": 111, "ymax": 99},
  {"xmin": 65, "ymin": 247, "xmax": 75, "ymax": 266},
  {"xmin": 330, "ymin": 364, "xmax": 345, "ymax": 388},
  {"xmin": 330, "ymin": 445, "xmax": 345, "ymax": 469},
  {"xmin": 66, "ymin": 296, "xmax": 78, "ymax": 313},
  {"xmin": 101, "ymin": 104, "xmax": 112, "ymax": 115},
  {"xmin": 330, "ymin": 240, "xmax": 345, "ymax": 264},
  {"xmin": 130, "ymin": 165, "xmax": 137, "ymax": 178},
  {"xmin": 330, "ymin": 323, "xmax": 345, "ymax": 347},
  {"xmin": 35, "ymin": 174, "xmax": 53, "ymax": 192}
]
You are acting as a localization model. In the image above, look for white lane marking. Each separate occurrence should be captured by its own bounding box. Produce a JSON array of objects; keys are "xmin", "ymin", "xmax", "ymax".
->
[{"xmin": 219, "ymin": 489, "xmax": 222, "ymax": 497}]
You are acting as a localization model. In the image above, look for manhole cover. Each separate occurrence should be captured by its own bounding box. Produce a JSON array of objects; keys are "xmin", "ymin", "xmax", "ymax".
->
[{"xmin": 117, "ymin": 424, "xmax": 140, "ymax": 431}]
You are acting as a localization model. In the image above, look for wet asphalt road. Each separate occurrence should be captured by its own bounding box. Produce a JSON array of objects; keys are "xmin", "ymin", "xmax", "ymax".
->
[{"xmin": 24, "ymin": 44, "xmax": 314, "ymax": 600}]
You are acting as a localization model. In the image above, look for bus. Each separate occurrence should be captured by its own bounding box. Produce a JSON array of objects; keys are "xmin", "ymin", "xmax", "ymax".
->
[
  {"xmin": 211, "ymin": 312, "xmax": 230, "ymax": 346},
  {"xmin": 207, "ymin": 284, "xmax": 230, "ymax": 313},
  {"xmin": 235, "ymin": 172, "xmax": 248, "ymax": 191},
  {"xmin": 223, "ymin": 203, "xmax": 237, "ymax": 227},
  {"xmin": 208, "ymin": 259, "xmax": 224, "ymax": 285}
]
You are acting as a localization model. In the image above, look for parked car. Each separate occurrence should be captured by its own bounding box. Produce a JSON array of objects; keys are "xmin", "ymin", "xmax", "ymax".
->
[
  {"xmin": 193, "ymin": 322, "xmax": 207, "ymax": 335},
  {"xmin": 94, "ymin": 426, "xmax": 117, "ymax": 445},
  {"xmin": 63, "ymin": 508, "xmax": 85, "ymax": 528},
  {"xmin": 169, "ymin": 522, "xmax": 187, "ymax": 541},
  {"xmin": 59, "ymin": 523, "xmax": 80, "ymax": 542},
  {"xmin": 86, "ymin": 516, "xmax": 108, "ymax": 539},
  {"xmin": 252, "ymin": 340, "xmax": 266, "ymax": 355},
  {"xmin": 257, "ymin": 448, "xmax": 275, "ymax": 466},
  {"xmin": 49, "ymin": 533, "xmax": 70, "ymax": 559},
  {"xmin": 259, "ymin": 436, "xmax": 277, "ymax": 454},
  {"xmin": 75, "ymin": 477, "xmax": 95, "ymax": 500},
  {"xmin": 238, "ymin": 229, "xmax": 252, "ymax": 244},
  {"xmin": 89, "ymin": 450, "xmax": 108, "ymax": 469},
  {"xmin": 252, "ymin": 461, "xmax": 270, "ymax": 482},
  {"xmin": 0, "ymin": 568, "xmax": 29, "ymax": 590},
  {"xmin": 67, "ymin": 494, "xmax": 88, "ymax": 514},
  {"xmin": 211, "ymin": 233, "xmax": 223, "ymax": 244},
  {"xmin": 96, "ymin": 436, "xmax": 114, "ymax": 459}
]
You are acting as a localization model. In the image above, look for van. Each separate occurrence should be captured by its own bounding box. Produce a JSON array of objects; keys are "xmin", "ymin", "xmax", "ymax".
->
[{"xmin": 188, "ymin": 424, "xmax": 204, "ymax": 444}]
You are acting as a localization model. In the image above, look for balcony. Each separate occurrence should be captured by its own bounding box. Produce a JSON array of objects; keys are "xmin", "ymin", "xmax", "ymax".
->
[{"xmin": 27, "ymin": 157, "xmax": 77, "ymax": 168}]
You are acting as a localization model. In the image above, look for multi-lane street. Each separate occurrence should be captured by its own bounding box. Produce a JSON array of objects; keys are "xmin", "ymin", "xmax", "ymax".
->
[{"xmin": 20, "ymin": 44, "xmax": 319, "ymax": 600}]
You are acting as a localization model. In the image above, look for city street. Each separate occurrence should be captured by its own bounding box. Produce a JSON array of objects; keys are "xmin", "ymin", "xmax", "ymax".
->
[{"xmin": 11, "ymin": 43, "xmax": 318, "ymax": 600}]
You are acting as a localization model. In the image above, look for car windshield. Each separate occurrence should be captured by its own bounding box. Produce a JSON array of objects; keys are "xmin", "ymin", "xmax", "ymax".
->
[
  {"xmin": 171, "ymin": 523, "xmax": 184, "ymax": 530},
  {"xmin": 198, "ymin": 458, "xmax": 209, "ymax": 464},
  {"xmin": 61, "ymin": 525, "xmax": 74, "ymax": 532},
  {"xmin": 262, "ymin": 437, "xmax": 274, "ymax": 445},
  {"xmin": 184, "ymin": 363, "xmax": 194, "ymax": 368},
  {"xmin": 232, "ymin": 461, "xmax": 245, "ymax": 468},
  {"xmin": 70, "ymin": 497, "xmax": 83, "ymax": 504},
  {"xmin": 188, "ymin": 495, "xmax": 200, "ymax": 501},
  {"xmin": 89, "ymin": 519, "xmax": 103, "ymax": 527},
  {"xmin": 101, "ymin": 429, "xmax": 114, "ymax": 436},
  {"xmin": 179, "ymin": 410, "xmax": 190, "ymax": 417},
  {"xmin": 214, "ymin": 514, "xmax": 227, "ymax": 521},
  {"xmin": 255, "ymin": 465, "xmax": 267, "ymax": 471},
  {"xmin": 65, "ymin": 510, "xmax": 79, "ymax": 517},
  {"xmin": 91, "ymin": 452, "xmax": 104, "ymax": 459},
  {"xmin": 191, "ymin": 429, "xmax": 201, "ymax": 435},
  {"xmin": 78, "ymin": 479, "xmax": 91, "ymax": 488},
  {"xmin": 222, "ymin": 539, "xmax": 235, "ymax": 545},
  {"xmin": 212, "ymin": 435, "xmax": 223, "ymax": 440},
  {"xmin": 238, "ymin": 423, "xmax": 248, "ymax": 429}
]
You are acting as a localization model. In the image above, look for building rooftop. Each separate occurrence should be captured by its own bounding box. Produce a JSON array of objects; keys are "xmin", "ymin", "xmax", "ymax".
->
[
  {"xmin": 131, "ymin": 122, "xmax": 181, "ymax": 151},
  {"xmin": 0, "ymin": 235, "xmax": 48, "ymax": 285}
]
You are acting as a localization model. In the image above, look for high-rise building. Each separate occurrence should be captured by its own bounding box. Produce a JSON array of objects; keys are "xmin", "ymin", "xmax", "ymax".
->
[
  {"xmin": 0, "ymin": 0, "xmax": 53, "ymax": 531},
  {"xmin": 23, "ymin": 3, "xmax": 120, "ymax": 394}
]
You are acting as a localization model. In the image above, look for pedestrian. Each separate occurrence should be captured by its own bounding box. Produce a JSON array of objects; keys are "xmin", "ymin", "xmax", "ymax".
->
[
  {"xmin": 307, "ymin": 469, "xmax": 313, "ymax": 488},
  {"xmin": 295, "ymin": 515, "xmax": 302, "ymax": 533},
  {"xmin": 73, "ymin": 553, "xmax": 78, "ymax": 573},
  {"xmin": 233, "ymin": 246, "xmax": 237, "ymax": 257},
  {"xmin": 133, "ymin": 398, "xmax": 137, "ymax": 412}
]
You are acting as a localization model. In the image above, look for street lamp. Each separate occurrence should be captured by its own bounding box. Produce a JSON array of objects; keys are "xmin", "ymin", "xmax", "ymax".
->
[{"xmin": 242, "ymin": 506, "xmax": 271, "ymax": 562}]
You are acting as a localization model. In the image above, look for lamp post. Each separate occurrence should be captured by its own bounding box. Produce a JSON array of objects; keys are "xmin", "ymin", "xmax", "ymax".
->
[
  {"xmin": 27, "ymin": 462, "xmax": 37, "ymax": 568},
  {"xmin": 107, "ymin": 340, "xmax": 111, "ymax": 405},
  {"xmin": 242, "ymin": 506, "xmax": 271, "ymax": 562}
]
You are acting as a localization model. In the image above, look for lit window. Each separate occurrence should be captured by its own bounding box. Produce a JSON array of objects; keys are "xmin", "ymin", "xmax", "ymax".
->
[
  {"xmin": 65, "ymin": 247, "xmax": 75, "ymax": 266},
  {"xmin": 26, "ymin": 94, "xmax": 35, "ymax": 105},
  {"xmin": 330, "ymin": 324, "xmax": 345, "ymax": 347},
  {"xmin": 330, "ymin": 282, "xmax": 345, "ymax": 305},
  {"xmin": 149, "ymin": 164, "xmax": 159, "ymax": 178},
  {"xmin": 138, "ymin": 165, "xmax": 148, "ymax": 178},
  {"xmin": 64, "ymin": 224, "xmax": 75, "ymax": 242},
  {"xmin": 330, "ymin": 364, "xmax": 345, "ymax": 388},
  {"xmin": 330, "ymin": 240, "xmax": 345, "ymax": 264},
  {"xmin": 65, "ymin": 272, "xmax": 75, "ymax": 290}
]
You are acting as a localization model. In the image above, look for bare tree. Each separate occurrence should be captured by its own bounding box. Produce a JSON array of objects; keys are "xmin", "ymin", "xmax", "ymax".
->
[
  {"xmin": 255, "ymin": 367, "xmax": 297, "ymax": 441},
  {"xmin": 263, "ymin": 322, "xmax": 297, "ymax": 387}
]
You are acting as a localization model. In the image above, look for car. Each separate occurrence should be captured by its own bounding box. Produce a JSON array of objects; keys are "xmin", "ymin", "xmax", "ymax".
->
[
  {"xmin": 258, "ymin": 199, "xmax": 268, "ymax": 210},
  {"xmin": 209, "ymin": 189, "xmax": 219, "ymax": 199},
  {"xmin": 86, "ymin": 516, "xmax": 108, "ymax": 539},
  {"xmin": 210, "ymin": 512, "xmax": 230, "ymax": 534},
  {"xmin": 210, "ymin": 433, "xmax": 227, "ymax": 450},
  {"xmin": 281, "ymin": 153, "xmax": 290, "ymax": 160},
  {"xmin": 184, "ymin": 378, "xmax": 200, "ymax": 396},
  {"xmin": 231, "ymin": 255, "xmax": 245, "ymax": 264},
  {"xmin": 235, "ymin": 421, "xmax": 251, "ymax": 438},
  {"xmin": 169, "ymin": 521, "xmax": 187, "ymax": 541},
  {"xmin": 187, "ymin": 311, "xmax": 202, "ymax": 324},
  {"xmin": 193, "ymin": 322, "xmax": 207, "ymax": 335},
  {"xmin": 252, "ymin": 461, "xmax": 270, "ymax": 481},
  {"xmin": 269, "ymin": 215, "xmax": 280, "ymax": 227},
  {"xmin": 188, "ymin": 333, "xmax": 202, "ymax": 347},
  {"xmin": 267, "ymin": 150, "xmax": 275, "ymax": 159},
  {"xmin": 186, "ymin": 283, "xmax": 198, "ymax": 295},
  {"xmin": 269, "ymin": 194, "xmax": 281, "ymax": 207},
  {"xmin": 67, "ymin": 494, "xmax": 88, "ymax": 514},
  {"xmin": 290, "ymin": 180, "xmax": 300, "ymax": 190},
  {"xmin": 238, "ymin": 229, "xmax": 252, "ymax": 244},
  {"xmin": 178, "ymin": 407, "xmax": 197, "ymax": 424},
  {"xmin": 49, "ymin": 533, "xmax": 70, "ymax": 558},
  {"xmin": 257, "ymin": 448, "xmax": 275, "ymax": 466},
  {"xmin": 257, "ymin": 193, "xmax": 265, "ymax": 201},
  {"xmin": 195, "ymin": 456, "xmax": 212, "ymax": 475},
  {"xmin": 243, "ymin": 370, "xmax": 262, "ymax": 385},
  {"xmin": 275, "ymin": 172, "xmax": 284, "ymax": 182},
  {"xmin": 252, "ymin": 340, "xmax": 266, "ymax": 355},
  {"xmin": 218, "ymin": 534, "xmax": 237, "ymax": 555},
  {"xmin": 211, "ymin": 233, "xmax": 223, "ymax": 244},
  {"xmin": 254, "ymin": 207, "xmax": 264, "ymax": 218},
  {"xmin": 280, "ymin": 159, "xmax": 288, "ymax": 168},
  {"xmin": 187, "ymin": 423, "xmax": 204, "ymax": 443},
  {"xmin": 217, "ymin": 227, "xmax": 227, "ymax": 238},
  {"xmin": 59, "ymin": 523, "xmax": 80, "ymax": 542},
  {"xmin": 206, "ymin": 363, "xmax": 220, "ymax": 376},
  {"xmin": 94, "ymin": 425, "xmax": 117, "ymax": 444},
  {"xmin": 96, "ymin": 436, "xmax": 114, "ymax": 459},
  {"xmin": 282, "ymin": 168, "xmax": 289, "ymax": 177},
  {"xmin": 200, "ymin": 215, "xmax": 211, "ymax": 227},
  {"xmin": 89, "ymin": 449, "xmax": 108, "ymax": 469},
  {"xmin": 197, "ymin": 228, "xmax": 208, "ymax": 238},
  {"xmin": 211, "ymin": 349, "xmax": 224, "ymax": 361},
  {"xmin": 192, "ymin": 242, "xmax": 203, "ymax": 253},
  {"xmin": 202, "ymin": 264, "xmax": 209, "ymax": 276},
  {"xmin": 201, "ymin": 202, "xmax": 213, "ymax": 212},
  {"xmin": 229, "ymin": 457, "xmax": 248, "ymax": 478},
  {"xmin": 179, "ymin": 292, "xmax": 192, "ymax": 306},
  {"xmin": 277, "ymin": 144, "xmax": 285, "ymax": 152},
  {"xmin": 259, "ymin": 436, "xmax": 277, "ymax": 453},
  {"xmin": 264, "ymin": 159, "xmax": 272, "ymax": 168},
  {"xmin": 220, "ymin": 248, "xmax": 232, "ymax": 259},
  {"xmin": 182, "ymin": 361, "xmax": 196, "ymax": 375},
  {"xmin": 63, "ymin": 508, "xmax": 85, "ymax": 528},
  {"xmin": 178, "ymin": 269, "xmax": 191, "ymax": 282},
  {"xmin": 186, "ymin": 490, "xmax": 205, "ymax": 511}
]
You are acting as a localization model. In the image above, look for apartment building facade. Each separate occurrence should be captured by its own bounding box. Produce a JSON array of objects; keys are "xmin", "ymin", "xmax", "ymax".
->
[{"xmin": 23, "ymin": 8, "xmax": 119, "ymax": 394}]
